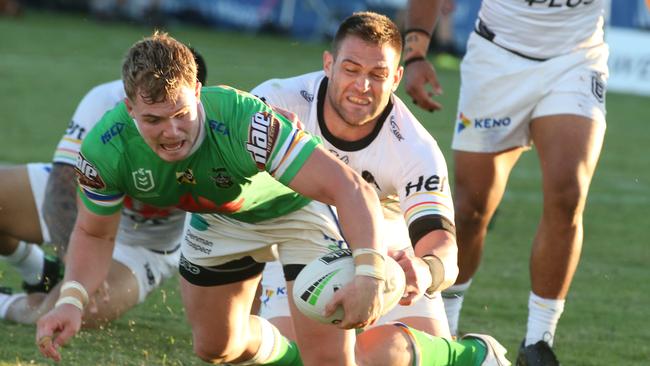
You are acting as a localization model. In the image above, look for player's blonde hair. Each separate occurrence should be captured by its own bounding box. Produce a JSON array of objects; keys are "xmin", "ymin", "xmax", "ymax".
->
[
  {"xmin": 122, "ymin": 31, "xmax": 197, "ymax": 104},
  {"xmin": 332, "ymin": 12, "xmax": 403, "ymax": 58}
]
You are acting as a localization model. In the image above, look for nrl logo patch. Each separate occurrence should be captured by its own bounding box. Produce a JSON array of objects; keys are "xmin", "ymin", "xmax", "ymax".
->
[
  {"xmin": 75, "ymin": 153, "xmax": 105, "ymax": 189},
  {"xmin": 132, "ymin": 168, "xmax": 155, "ymax": 192},
  {"xmin": 591, "ymin": 72, "xmax": 605, "ymax": 103},
  {"xmin": 176, "ymin": 169, "xmax": 197, "ymax": 185}
]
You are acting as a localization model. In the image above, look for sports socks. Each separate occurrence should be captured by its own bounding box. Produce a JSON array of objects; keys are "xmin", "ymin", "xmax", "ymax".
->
[
  {"xmin": 0, "ymin": 292, "xmax": 27, "ymax": 319},
  {"xmin": 442, "ymin": 280, "xmax": 472, "ymax": 337},
  {"xmin": 233, "ymin": 315, "xmax": 302, "ymax": 366},
  {"xmin": 525, "ymin": 291, "xmax": 565, "ymax": 347},
  {"xmin": 2, "ymin": 241, "xmax": 45, "ymax": 285},
  {"xmin": 393, "ymin": 322, "xmax": 486, "ymax": 366}
]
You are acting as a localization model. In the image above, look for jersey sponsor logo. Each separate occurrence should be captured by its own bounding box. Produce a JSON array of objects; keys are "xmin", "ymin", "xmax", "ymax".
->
[
  {"xmin": 208, "ymin": 120, "xmax": 230, "ymax": 136},
  {"xmin": 176, "ymin": 169, "xmax": 197, "ymax": 185},
  {"xmin": 246, "ymin": 112, "xmax": 280, "ymax": 170},
  {"xmin": 361, "ymin": 170, "xmax": 382, "ymax": 191},
  {"xmin": 389, "ymin": 116, "xmax": 404, "ymax": 141},
  {"xmin": 404, "ymin": 175, "xmax": 447, "ymax": 197},
  {"xmin": 65, "ymin": 120, "xmax": 87, "ymax": 140},
  {"xmin": 144, "ymin": 263, "xmax": 156, "ymax": 286},
  {"xmin": 457, "ymin": 112, "xmax": 512, "ymax": 132},
  {"xmin": 591, "ymin": 72, "xmax": 605, "ymax": 103},
  {"xmin": 526, "ymin": 0, "xmax": 595, "ymax": 7},
  {"xmin": 100, "ymin": 122, "xmax": 126, "ymax": 144},
  {"xmin": 179, "ymin": 255, "xmax": 201, "ymax": 275},
  {"xmin": 300, "ymin": 90, "xmax": 314, "ymax": 102},
  {"xmin": 456, "ymin": 112, "xmax": 472, "ymax": 133},
  {"xmin": 328, "ymin": 149, "xmax": 349, "ymax": 164},
  {"xmin": 75, "ymin": 153, "xmax": 105, "ymax": 189},
  {"xmin": 132, "ymin": 168, "xmax": 155, "ymax": 192},
  {"xmin": 211, "ymin": 168, "xmax": 233, "ymax": 188}
]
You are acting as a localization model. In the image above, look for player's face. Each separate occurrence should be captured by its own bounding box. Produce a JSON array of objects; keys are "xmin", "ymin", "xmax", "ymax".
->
[
  {"xmin": 126, "ymin": 82, "xmax": 202, "ymax": 162},
  {"xmin": 323, "ymin": 36, "xmax": 402, "ymax": 128}
]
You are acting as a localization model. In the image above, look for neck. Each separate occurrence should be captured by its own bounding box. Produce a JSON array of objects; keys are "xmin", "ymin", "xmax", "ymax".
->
[{"xmin": 322, "ymin": 99, "xmax": 377, "ymax": 142}]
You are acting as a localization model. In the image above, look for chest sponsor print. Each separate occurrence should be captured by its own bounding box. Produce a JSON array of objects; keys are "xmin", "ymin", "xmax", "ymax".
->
[{"xmin": 247, "ymin": 112, "xmax": 280, "ymax": 170}]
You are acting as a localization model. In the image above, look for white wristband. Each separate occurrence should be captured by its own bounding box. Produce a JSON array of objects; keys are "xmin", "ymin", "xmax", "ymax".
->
[
  {"xmin": 55, "ymin": 296, "xmax": 84, "ymax": 311},
  {"xmin": 355, "ymin": 264, "xmax": 385, "ymax": 281},
  {"xmin": 60, "ymin": 281, "xmax": 89, "ymax": 305}
]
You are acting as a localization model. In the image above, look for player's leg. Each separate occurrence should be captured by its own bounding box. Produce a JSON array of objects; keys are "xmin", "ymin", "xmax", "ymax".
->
[
  {"xmin": 260, "ymin": 260, "xmax": 296, "ymax": 340},
  {"xmin": 446, "ymin": 148, "xmax": 522, "ymax": 335},
  {"xmin": 0, "ymin": 164, "xmax": 61, "ymax": 292},
  {"xmin": 522, "ymin": 114, "xmax": 604, "ymax": 348},
  {"xmin": 355, "ymin": 322, "xmax": 510, "ymax": 366},
  {"xmin": 1, "ymin": 259, "xmax": 138, "ymax": 325},
  {"xmin": 378, "ymin": 290, "xmax": 451, "ymax": 339}
]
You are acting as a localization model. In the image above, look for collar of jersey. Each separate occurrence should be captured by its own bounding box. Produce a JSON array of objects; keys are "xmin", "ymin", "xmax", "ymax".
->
[{"xmin": 316, "ymin": 76, "xmax": 393, "ymax": 152}]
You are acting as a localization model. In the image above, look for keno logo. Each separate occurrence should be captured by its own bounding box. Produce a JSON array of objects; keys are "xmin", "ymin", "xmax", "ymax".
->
[
  {"xmin": 75, "ymin": 153, "xmax": 105, "ymax": 189},
  {"xmin": 132, "ymin": 168, "xmax": 155, "ymax": 192},
  {"xmin": 247, "ymin": 112, "xmax": 280, "ymax": 169}
]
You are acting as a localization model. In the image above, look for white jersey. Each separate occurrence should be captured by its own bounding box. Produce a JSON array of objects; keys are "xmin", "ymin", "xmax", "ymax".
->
[
  {"xmin": 479, "ymin": 0, "xmax": 605, "ymax": 59},
  {"xmin": 53, "ymin": 80, "xmax": 185, "ymax": 251},
  {"xmin": 252, "ymin": 72, "xmax": 454, "ymax": 244}
]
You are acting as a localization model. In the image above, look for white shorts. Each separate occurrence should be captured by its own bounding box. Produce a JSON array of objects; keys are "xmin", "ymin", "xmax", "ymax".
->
[
  {"xmin": 259, "ymin": 260, "xmax": 446, "ymax": 323},
  {"xmin": 181, "ymin": 201, "xmax": 346, "ymax": 268},
  {"xmin": 453, "ymin": 32, "xmax": 609, "ymax": 153},
  {"xmin": 27, "ymin": 162, "xmax": 180, "ymax": 302}
]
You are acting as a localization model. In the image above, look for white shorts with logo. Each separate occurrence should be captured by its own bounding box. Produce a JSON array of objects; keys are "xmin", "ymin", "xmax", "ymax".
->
[
  {"xmin": 259, "ymin": 260, "xmax": 446, "ymax": 323},
  {"xmin": 181, "ymin": 200, "xmax": 345, "ymax": 267},
  {"xmin": 453, "ymin": 32, "xmax": 609, "ymax": 153},
  {"xmin": 27, "ymin": 163, "xmax": 180, "ymax": 303}
]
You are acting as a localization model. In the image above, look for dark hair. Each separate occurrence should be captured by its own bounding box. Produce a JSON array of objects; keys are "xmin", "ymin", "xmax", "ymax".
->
[
  {"xmin": 190, "ymin": 47, "xmax": 208, "ymax": 85},
  {"xmin": 332, "ymin": 12, "xmax": 402, "ymax": 57}
]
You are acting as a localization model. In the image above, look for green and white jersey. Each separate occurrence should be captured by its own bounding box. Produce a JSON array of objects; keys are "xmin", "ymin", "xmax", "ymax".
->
[{"xmin": 76, "ymin": 85, "xmax": 319, "ymax": 223}]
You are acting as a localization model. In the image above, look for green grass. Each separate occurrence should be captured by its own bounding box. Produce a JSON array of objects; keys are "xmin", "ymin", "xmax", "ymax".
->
[{"xmin": 1, "ymin": 9, "xmax": 649, "ymax": 366}]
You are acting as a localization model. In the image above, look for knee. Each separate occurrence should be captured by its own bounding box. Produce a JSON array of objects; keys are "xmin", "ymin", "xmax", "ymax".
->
[
  {"xmin": 545, "ymin": 181, "xmax": 589, "ymax": 221},
  {"xmin": 356, "ymin": 326, "xmax": 408, "ymax": 366},
  {"xmin": 192, "ymin": 333, "xmax": 246, "ymax": 364}
]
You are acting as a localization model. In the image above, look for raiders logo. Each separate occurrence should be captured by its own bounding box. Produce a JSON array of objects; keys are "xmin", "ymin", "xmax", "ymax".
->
[{"xmin": 75, "ymin": 153, "xmax": 105, "ymax": 189}]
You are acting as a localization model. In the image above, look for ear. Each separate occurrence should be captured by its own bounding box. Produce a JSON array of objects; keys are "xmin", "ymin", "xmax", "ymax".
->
[
  {"xmin": 124, "ymin": 97, "xmax": 134, "ymax": 117},
  {"xmin": 195, "ymin": 81, "xmax": 202, "ymax": 100},
  {"xmin": 392, "ymin": 66, "xmax": 404, "ymax": 93},
  {"xmin": 323, "ymin": 50, "xmax": 334, "ymax": 78}
]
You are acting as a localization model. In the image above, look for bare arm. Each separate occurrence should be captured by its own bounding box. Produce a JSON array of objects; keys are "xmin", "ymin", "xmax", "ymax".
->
[
  {"xmin": 42, "ymin": 163, "xmax": 77, "ymax": 257},
  {"xmin": 288, "ymin": 146, "xmax": 383, "ymax": 254},
  {"xmin": 404, "ymin": 0, "xmax": 446, "ymax": 111}
]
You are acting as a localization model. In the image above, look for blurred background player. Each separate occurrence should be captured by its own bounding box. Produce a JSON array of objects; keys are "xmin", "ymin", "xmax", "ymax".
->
[
  {"xmin": 403, "ymin": 0, "xmax": 609, "ymax": 364},
  {"xmin": 0, "ymin": 47, "xmax": 207, "ymax": 326},
  {"xmin": 254, "ymin": 12, "xmax": 511, "ymax": 366}
]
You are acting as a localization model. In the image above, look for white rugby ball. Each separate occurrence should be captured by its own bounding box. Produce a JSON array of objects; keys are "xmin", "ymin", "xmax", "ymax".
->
[{"xmin": 292, "ymin": 249, "xmax": 406, "ymax": 325}]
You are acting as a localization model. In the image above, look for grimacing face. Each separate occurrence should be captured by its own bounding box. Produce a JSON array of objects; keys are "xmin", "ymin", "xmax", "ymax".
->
[
  {"xmin": 125, "ymin": 82, "xmax": 202, "ymax": 162},
  {"xmin": 323, "ymin": 36, "xmax": 403, "ymax": 129}
]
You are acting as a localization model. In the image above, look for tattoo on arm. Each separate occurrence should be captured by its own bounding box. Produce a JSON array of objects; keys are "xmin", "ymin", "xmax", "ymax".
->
[{"xmin": 42, "ymin": 163, "xmax": 78, "ymax": 257}]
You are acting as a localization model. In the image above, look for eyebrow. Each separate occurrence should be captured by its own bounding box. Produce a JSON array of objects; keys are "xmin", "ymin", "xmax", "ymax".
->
[
  {"xmin": 141, "ymin": 106, "xmax": 189, "ymax": 119},
  {"xmin": 341, "ymin": 58, "xmax": 389, "ymax": 71}
]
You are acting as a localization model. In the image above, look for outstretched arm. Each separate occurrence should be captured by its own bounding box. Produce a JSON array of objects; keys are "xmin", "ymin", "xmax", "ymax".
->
[{"xmin": 42, "ymin": 163, "xmax": 78, "ymax": 257}]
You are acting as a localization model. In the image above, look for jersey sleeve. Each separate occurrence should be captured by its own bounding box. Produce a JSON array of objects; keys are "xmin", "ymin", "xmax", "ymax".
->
[
  {"xmin": 75, "ymin": 108, "xmax": 126, "ymax": 216},
  {"xmin": 397, "ymin": 136, "xmax": 456, "ymax": 244},
  {"xmin": 53, "ymin": 80, "xmax": 124, "ymax": 166},
  {"xmin": 217, "ymin": 87, "xmax": 321, "ymax": 186}
]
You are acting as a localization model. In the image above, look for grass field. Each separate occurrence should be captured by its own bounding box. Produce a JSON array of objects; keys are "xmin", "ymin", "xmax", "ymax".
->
[{"xmin": 1, "ymin": 9, "xmax": 649, "ymax": 366}]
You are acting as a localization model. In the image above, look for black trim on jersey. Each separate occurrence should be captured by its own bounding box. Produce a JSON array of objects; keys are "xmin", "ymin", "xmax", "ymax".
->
[
  {"xmin": 408, "ymin": 215, "xmax": 456, "ymax": 247},
  {"xmin": 283, "ymin": 264, "xmax": 306, "ymax": 282},
  {"xmin": 474, "ymin": 18, "xmax": 549, "ymax": 62},
  {"xmin": 316, "ymin": 77, "xmax": 394, "ymax": 152},
  {"xmin": 178, "ymin": 253, "xmax": 265, "ymax": 286},
  {"xmin": 148, "ymin": 244, "xmax": 181, "ymax": 255}
]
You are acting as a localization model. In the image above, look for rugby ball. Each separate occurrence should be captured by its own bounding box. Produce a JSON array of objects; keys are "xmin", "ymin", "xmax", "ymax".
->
[{"xmin": 292, "ymin": 249, "xmax": 406, "ymax": 325}]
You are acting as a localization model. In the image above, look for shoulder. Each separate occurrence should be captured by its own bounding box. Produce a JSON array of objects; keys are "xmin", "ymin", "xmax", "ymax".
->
[
  {"xmin": 251, "ymin": 71, "xmax": 323, "ymax": 104},
  {"xmin": 387, "ymin": 96, "xmax": 442, "ymax": 153}
]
